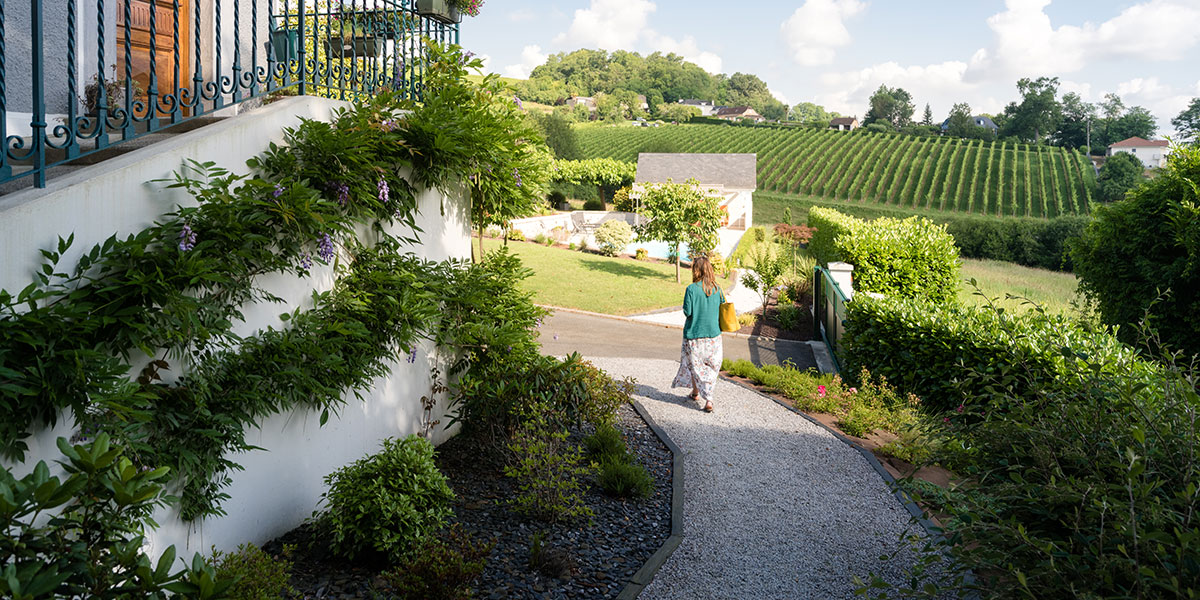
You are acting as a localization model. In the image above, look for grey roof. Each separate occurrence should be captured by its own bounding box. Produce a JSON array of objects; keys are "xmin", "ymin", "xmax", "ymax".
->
[{"xmin": 635, "ymin": 153, "xmax": 758, "ymax": 191}]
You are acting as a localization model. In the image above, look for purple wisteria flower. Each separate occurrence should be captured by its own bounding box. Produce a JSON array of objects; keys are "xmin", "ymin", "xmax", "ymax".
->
[
  {"xmin": 377, "ymin": 178, "xmax": 390, "ymax": 204},
  {"xmin": 317, "ymin": 233, "xmax": 335, "ymax": 262},
  {"xmin": 273, "ymin": 183, "xmax": 284, "ymax": 199},
  {"xmin": 513, "ymin": 168, "xmax": 522, "ymax": 187},
  {"xmin": 299, "ymin": 253, "xmax": 313, "ymax": 272},
  {"xmin": 178, "ymin": 224, "xmax": 197, "ymax": 252},
  {"xmin": 513, "ymin": 95, "xmax": 523, "ymax": 110},
  {"xmin": 407, "ymin": 348, "xmax": 417, "ymax": 363},
  {"xmin": 329, "ymin": 182, "xmax": 350, "ymax": 206},
  {"xmin": 381, "ymin": 118, "xmax": 398, "ymax": 131}
]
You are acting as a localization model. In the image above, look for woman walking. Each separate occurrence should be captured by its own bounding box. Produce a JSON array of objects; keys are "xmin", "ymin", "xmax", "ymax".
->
[{"xmin": 672, "ymin": 255, "xmax": 724, "ymax": 412}]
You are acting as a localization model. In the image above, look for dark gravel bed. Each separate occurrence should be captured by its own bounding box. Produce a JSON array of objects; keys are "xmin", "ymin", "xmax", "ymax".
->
[{"xmin": 264, "ymin": 402, "xmax": 672, "ymax": 599}]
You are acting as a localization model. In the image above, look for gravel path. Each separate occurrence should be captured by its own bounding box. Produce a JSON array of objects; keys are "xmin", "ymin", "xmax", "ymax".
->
[{"xmin": 588, "ymin": 358, "xmax": 931, "ymax": 600}]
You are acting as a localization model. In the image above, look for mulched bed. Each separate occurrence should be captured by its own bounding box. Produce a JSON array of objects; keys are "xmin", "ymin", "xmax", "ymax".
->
[
  {"xmin": 732, "ymin": 288, "xmax": 815, "ymax": 341},
  {"xmin": 264, "ymin": 403, "xmax": 672, "ymax": 599}
]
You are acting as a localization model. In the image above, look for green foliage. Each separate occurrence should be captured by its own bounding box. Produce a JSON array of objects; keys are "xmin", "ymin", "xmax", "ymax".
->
[
  {"xmin": 1071, "ymin": 143, "xmax": 1200, "ymax": 356},
  {"xmin": 582, "ymin": 199, "xmax": 604, "ymax": 211},
  {"xmin": 740, "ymin": 244, "xmax": 787, "ymax": 309},
  {"xmin": 634, "ymin": 179, "xmax": 724, "ymax": 282},
  {"xmin": 611, "ymin": 186, "xmax": 633, "ymax": 212},
  {"xmin": 504, "ymin": 405, "xmax": 595, "ymax": 523},
  {"xmin": 505, "ymin": 228, "xmax": 526, "ymax": 242},
  {"xmin": 634, "ymin": 248, "xmax": 649, "ymax": 261},
  {"xmin": 319, "ymin": 435, "xmax": 455, "ymax": 563},
  {"xmin": 842, "ymin": 293, "xmax": 1160, "ymax": 413},
  {"xmin": 596, "ymin": 458, "xmax": 654, "ymax": 499},
  {"xmin": 776, "ymin": 304, "xmax": 803, "ymax": 331},
  {"xmin": 211, "ymin": 544, "xmax": 295, "ymax": 600},
  {"xmin": 550, "ymin": 158, "xmax": 637, "ymax": 188},
  {"xmin": 534, "ymin": 112, "xmax": 582, "ymax": 160},
  {"xmin": 808, "ymin": 207, "xmax": 960, "ymax": 303},
  {"xmin": 0, "ymin": 434, "xmax": 234, "ymax": 599},
  {"xmin": 593, "ymin": 220, "xmax": 634, "ymax": 256},
  {"xmin": 858, "ymin": 320, "xmax": 1200, "ymax": 599},
  {"xmin": 865, "ymin": 84, "xmax": 915, "ymax": 130},
  {"xmin": 1172, "ymin": 97, "xmax": 1200, "ymax": 144},
  {"xmin": 380, "ymin": 525, "xmax": 494, "ymax": 600},
  {"xmin": 1096, "ymin": 151, "xmax": 1145, "ymax": 202},
  {"xmin": 946, "ymin": 214, "xmax": 1089, "ymax": 271},
  {"xmin": 582, "ymin": 423, "xmax": 627, "ymax": 462}
]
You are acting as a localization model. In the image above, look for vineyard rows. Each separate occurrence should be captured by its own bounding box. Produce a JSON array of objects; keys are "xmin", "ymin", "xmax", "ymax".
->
[{"xmin": 576, "ymin": 124, "xmax": 1095, "ymax": 218}]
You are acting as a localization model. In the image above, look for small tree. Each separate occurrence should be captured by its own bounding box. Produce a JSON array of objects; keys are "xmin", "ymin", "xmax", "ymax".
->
[
  {"xmin": 1096, "ymin": 151, "xmax": 1145, "ymax": 202},
  {"xmin": 593, "ymin": 220, "xmax": 633, "ymax": 256},
  {"xmin": 741, "ymin": 245, "xmax": 787, "ymax": 309},
  {"xmin": 634, "ymin": 179, "xmax": 723, "ymax": 282}
]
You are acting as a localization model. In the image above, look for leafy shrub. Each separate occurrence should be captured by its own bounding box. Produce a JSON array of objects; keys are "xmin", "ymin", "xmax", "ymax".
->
[
  {"xmin": 505, "ymin": 229, "xmax": 526, "ymax": 242},
  {"xmin": 612, "ymin": 186, "xmax": 634, "ymax": 211},
  {"xmin": 634, "ymin": 248, "xmax": 649, "ymax": 260},
  {"xmin": 0, "ymin": 434, "xmax": 234, "ymax": 599},
  {"xmin": 504, "ymin": 406, "xmax": 595, "ymax": 523},
  {"xmin": 1070, "ymin": 143, "xmax": 1200, "ymax": 357},
  {"xmin": 842, "ymin": 294, "xmax": 1161, "ymax": 414},
  {"xmin": 583, "ymin": 423, "xmax": 627, "ymax": 462},
  {"xmin": 593, "ymin": 220, "xmax": 634, "ymax": 256},
  {"xmin": 380, "ymin": 525, "xmax": 494, "ymax": 600},
  {"xmin": 737, "ymin": 312, "xmax": 757, "ymax": 328},
  {"xmin": 741, "ymin": 244, "xmax": 788, "ymax": 308},
  {"xmin": 596, "ymin": 458, "xmax": 654, "ymax": 499},
  {"xmin": 776, "ymin": 304, "xmax": 803, "ymax": 331},
  {"xmin": 947, "ymin": 215, "xmax": 1089, "ymax": 271},
  {"xmin": 582, "ymin": 199, "xmax": 604, "ymax": 211},
  {"xmin": 211, "ymin": 543, "xmax": 295, "ymax": 600},
  {"xmin": 320, "ymin": 435, "xmax": 455, "ymax": 563},
  {"xmin": 754, "ymin": 227, "xmax": 767, "ymax": 242},
  {"xmin": 547, "ymin": 190, "xmax": 567, "ymax": 207},
  {"xmin": 773, "ymin": 223, "xmax": 815, "ymax": 245},
  {"xmin": 528, "ymin": 531, "xmax": 574, "ymax": 579},
  {"xmin": 808, "ymin": 207, "xmax": 960, "ymax": 304}
]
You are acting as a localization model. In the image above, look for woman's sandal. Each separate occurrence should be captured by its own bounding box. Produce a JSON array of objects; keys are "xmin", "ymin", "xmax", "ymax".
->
[{"xmin": 703, "ymin": 401, "xmax": 714, "ymax": 413}]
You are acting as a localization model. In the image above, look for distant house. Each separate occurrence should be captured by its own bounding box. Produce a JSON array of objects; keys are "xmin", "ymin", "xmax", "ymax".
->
[
  {"xmin": 636, "ymin": 94, "xmax": 650, "ymax": 111},
  {"xmin": 713, "ymin": 106, "xmax": 765, "ymax": 123},
  {"xmin": 566, "ymin": 96, "xmax": 598, "ymax": 114},
  {"xmin": 939, "ymin": 115, "xmax": 999, "ymax": 133},
  {"xmin": 1108, "ymin": 136, "xmax": 1171, "ymax": 169},
  {"xmin": 633, "ymin": 153, "xmax": 757, "ymax": 232},
  {"xmin": 830, "ymin": 117, "xmax": 859, "ymax": 131},
  {"xmin": 678, "ymin": 98, "xmax": 716, "ymax": 116}
]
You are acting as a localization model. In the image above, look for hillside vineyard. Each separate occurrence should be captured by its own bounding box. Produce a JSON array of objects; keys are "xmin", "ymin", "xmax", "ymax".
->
[{"xmin": 578, "ymin": 125, "xmax": 1095, "ymax": 218}]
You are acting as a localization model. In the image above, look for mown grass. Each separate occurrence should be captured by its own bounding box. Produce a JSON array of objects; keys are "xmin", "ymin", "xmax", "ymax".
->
[
  {"xmin": 959, "ymin": 258, "xmax": 1080, "ymax": 314},
  {"xmin": 477, "ymin": 239, "xmax": 729, "ymax": 315}
]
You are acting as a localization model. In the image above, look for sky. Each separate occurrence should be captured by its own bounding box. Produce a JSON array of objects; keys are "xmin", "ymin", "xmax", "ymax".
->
[{"xmin": 463, "ymin": 0, "xmax": 1200, "ymax": 137}]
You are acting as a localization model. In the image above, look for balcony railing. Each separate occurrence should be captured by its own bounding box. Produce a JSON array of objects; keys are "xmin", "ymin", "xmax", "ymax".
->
[{"xmin": 2, "ymin": 0, "xmax": 459, "ymax": 190}]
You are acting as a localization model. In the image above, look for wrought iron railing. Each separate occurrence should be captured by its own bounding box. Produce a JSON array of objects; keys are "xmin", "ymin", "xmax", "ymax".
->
[
  {"xmin": 812, "ymin": 264, "xmax": 849, "ymax": 372},
  {"xmin": 2, "ymin": 0, "xmax": 459, "ymax": 190}
]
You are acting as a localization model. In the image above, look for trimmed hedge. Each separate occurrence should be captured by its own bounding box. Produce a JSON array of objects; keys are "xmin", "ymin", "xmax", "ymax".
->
[
  {"xmin": 842, "ymin": 295, "xmax": 1159, "ymax": 413},
  {"xmin": 758, "ymin": 193, "xmax": 1087, "ymax": 272},
  {"xmin": 807, "ymin": 207, "xmax": 960, "ymax": 304}
]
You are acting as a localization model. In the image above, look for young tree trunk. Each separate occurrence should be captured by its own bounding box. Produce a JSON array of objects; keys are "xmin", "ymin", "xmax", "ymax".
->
[
  {"xmin": 674, "ymin": 243, "xmax": 681, "ymax": 283},
  {"xmin": 474, "ymin": 226, "xmax": 484, "ymax": 263}
]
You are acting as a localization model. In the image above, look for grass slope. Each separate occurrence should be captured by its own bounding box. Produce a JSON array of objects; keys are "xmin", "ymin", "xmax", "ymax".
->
[
  {"xmin": 959, "ymin": 258, "xmax": 1079, "ymax": 314},
  {"xmin": 577, "ymin": 124, "xmax": 1094, "ymax": 220}
]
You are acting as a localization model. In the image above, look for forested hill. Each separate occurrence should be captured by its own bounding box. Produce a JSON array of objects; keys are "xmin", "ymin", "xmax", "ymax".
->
[
  {"xmin": 512, "ymin": 49, "xmax": 787, "ymax": 120},
  {"xmin": 577, "ymin": 124, "xmax": 1095, "ymax": 219}
]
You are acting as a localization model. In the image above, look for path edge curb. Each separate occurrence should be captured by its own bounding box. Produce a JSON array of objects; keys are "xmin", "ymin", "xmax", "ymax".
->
[
  {"xmin": 616, "ymin": 398, "xmax": 685, "ymax": 600},
  {"xmin": 721, "ymin": 375, "xmax": 946, "ymax": 545}
]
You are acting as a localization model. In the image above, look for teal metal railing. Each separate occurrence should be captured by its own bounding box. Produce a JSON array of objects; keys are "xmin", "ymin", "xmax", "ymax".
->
[
  {"xmin": 2, "ymin": 0, "xmax": 460, "ymax": 190},
  {"xmin": 812, "ymin": 264, "xmax": 850, "ymax": 372}
]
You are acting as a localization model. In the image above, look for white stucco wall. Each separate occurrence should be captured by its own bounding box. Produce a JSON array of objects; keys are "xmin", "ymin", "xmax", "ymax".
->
[
  {"xmin": 1109, "ymin": 145, "xmax": 1169, "ymax": 169},
  {"xmin": 0, "ymin": 95, "xmax": 472, "ymax": 556}
]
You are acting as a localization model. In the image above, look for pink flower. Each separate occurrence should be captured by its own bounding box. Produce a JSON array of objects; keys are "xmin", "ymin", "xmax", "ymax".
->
[
  {"xmin": 956, "ymin": 404, "xmax": 964, "ymax": 413},
  {"xmin": 817, "ymin": 385, "xmax": 826, "ymax": 398},
  {"xmin": 943, "ymin": 417, "xmax": 951, "ymax": 423},
  {"xmin": 849, "ymin": 387, "xmax": 857, "ymax": 394}
]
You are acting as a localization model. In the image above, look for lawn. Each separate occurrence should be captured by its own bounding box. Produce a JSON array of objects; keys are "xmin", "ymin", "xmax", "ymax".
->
[
  {"xmin": 959, "ymin": 258, "xmax": 1080, "ymax": 314},
  {"xmin": 476, "ymin": 238, "xmax": 728, "ymax": 315}
]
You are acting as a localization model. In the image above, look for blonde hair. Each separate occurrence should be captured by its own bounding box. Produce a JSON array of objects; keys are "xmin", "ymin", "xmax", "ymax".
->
[{"xmin": 692, "ymin": 256, "xmax": 717, "ymax": 296}]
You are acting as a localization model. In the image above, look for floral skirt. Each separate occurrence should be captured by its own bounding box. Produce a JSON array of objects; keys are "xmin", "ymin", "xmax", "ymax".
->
[{"xmin": 671, "ymin": 336, "xmax": 723, "ymax": 403}]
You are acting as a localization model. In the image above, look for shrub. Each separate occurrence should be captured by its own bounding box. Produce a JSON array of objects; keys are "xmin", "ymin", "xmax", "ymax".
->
[
  {"xmin": 776, "ymin": 304, "xmax": 803, "ymax": 331},
  {"xmin": 1070, "ymin": 143, "xmax": 1200, "ymax": 357},
  {"xmin": 737, "ymin": 312, "xmax": 757, "ymax": 328},
  {"xmin": 582, "ymin": 199, "xmax": 604, "ymax": 211},
  {"xmin": 532, "ymin": 233, "xmax": 550, "ymax": 246},
  {"xmin": 380, "ymin": 525, "xmax": 494, "ymax": 600},
  {"xmin": 593, "ymin": 220, "xmax": 634, "ymax": 256},
  {"xmin": 807, "ymin": 207, "xmax": 960, "ymax": 304},
  {"xmin": 773, "ymin": 223, "xmax": 815, "ymax": 245},
  {"xmin": 504, "ymin": 406, "xmax": 595, "ymax": 523},
  {"xmin": 754, "ymin": 227, "xmax": 767, "ymax": 242},
  {"xmin": 596, "ymin": 457, "xmax": 654, "ymax": 499},
  {"xmin": 505, "ymin": 228, "xmax": 526, "ymax": 242},
  {"xmin": 634, "ymin": 248, "xmax": 649, "ymax": 260},
  {"xmin": 842, "ymin": 294, "xmax": 1160, "ymax": 413},
  {"xmin": 212, "ymin": 543, "xmax": 296, "ymax": 600},
  {"xmin": 741, "ymin": 244, "xmax": 788, "ymax": 308},
  {"xmin": 583, "ymin": 423, "xmax": 627, "ymax": 462},
  {"xmin": 320, "ymin": 435, "xmax": 455, "ymax": 563},
  {"xmin": 528, "ymin": 531, "xmax": 574, "ymax": 579},
  {"xmin": 947, "ymin": 215, "xmax": 1088, "ymax": 271},
  {"xmin": 547, "ymin": 190, "xmax": 567, "ymax": 207},
  {"xmin": 612, "ymin": 186, "xmax": 634, "ymax": 212}
]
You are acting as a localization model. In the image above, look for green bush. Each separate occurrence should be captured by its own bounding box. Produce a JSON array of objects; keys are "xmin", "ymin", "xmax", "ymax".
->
[
  {"xmin": 612, "ymin": 186, "xmax": 634, "ymax": 212},
  {"xmin": 593, "ymin": 220, "xmax": 634, "ymax": 256},
  {"xmin": 808, "ymin": 207, "xmax": 960, "ymax": 304},
  {"xmin": 504, "ymin": 405, "xmax": 594, "ymax": 523},
  {"xmin": 380, "ymin": 525, "xmax": 494, "ymax": 600},
  {"xmin": 583, "ymin": 423, "xmax": 627, "ymax": 462},
  {"xmin": 320, "ymin": 435, "xmax": 455, "ymax": 563},
  {"xmin": 841, "ymin": 294, "xmax": 1160, "ymax": 413},
  {"xmin": 634, "ymin": 248, "xmax": 649, "ymax": 261},
  {"xmin": 776, "ymin": 304, "xmax": 803, "ymax": 331},
  {"xmin": 1070, "ymin": 143, "xmax": 1200, "ymax": 357},
  {"xmin": 596, "ymin": 457, "xmax": 654, "ymax": 499},
  {"xmin": 211, "ymin": 543, "xmax": 295, "ymax": 600},
  {"xmin": 582, "ymin": 199, "xmax": 604, "ymax": 211}
]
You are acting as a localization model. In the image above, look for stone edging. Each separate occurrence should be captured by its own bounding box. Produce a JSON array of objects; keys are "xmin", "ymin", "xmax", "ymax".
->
[
  {"xmin": 616, "ymin": 399, "xmax": 685, "ymax": 600},
  {"xmin": 721, "ymin": 376, "xmax": 945, "ymax": 545}
]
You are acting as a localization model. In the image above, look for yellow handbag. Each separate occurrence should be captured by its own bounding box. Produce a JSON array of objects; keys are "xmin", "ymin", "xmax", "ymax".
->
[{"xmin": 718, "ymin": 288, "xmax": 738, "ymax": 332}]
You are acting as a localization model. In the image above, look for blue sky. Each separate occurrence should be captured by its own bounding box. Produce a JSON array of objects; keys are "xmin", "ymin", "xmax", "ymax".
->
[{"xmin": 463, "ymin": 0, "xmax": 1200, "ymax": 136}]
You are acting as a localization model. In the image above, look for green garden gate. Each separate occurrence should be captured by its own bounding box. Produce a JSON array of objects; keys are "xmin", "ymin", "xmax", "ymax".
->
[{"xmin": 812, "ymin": 265, "xmax": 850, "ymax": 372}]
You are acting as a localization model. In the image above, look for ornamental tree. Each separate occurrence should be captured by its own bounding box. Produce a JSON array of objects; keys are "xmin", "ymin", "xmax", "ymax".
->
[
  {"xmin": 550, "ymin": 158, "xmax": 637, "ymax": 207},
  {"xmin": 633, "ymin": 179, "xmax": 723, "ymax": 282}
]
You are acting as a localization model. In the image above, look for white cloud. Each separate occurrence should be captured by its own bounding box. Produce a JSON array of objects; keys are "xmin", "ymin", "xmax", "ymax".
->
[
  {"xmin": 1059, "ymin": 80, "xmax": 1093, "ymax": 101},
  {"xmin": 553, "ymin": 0, "xmax": 656, "ymax": 50},
  {"xmin": 966, "ymin": 0, "xmax": 1200, "ymax": 81},
  {"xmin": 508, "ymin": 9, "xmax": 536, "ymax": 23},
  {"xmin": 1111, "ymin": 76, "xmax": 1194, "ymax": 135},
  {"xmin": 816, "ymin": 60, "xmax": 979, "ymax": 119},
  {"xmin": 548, "ymin": 0, "xmax": 724, "ymax": 74},
  {"xmin": 780, "ymin": 0, "xmax": 866, "ymax": 66},
  {"xmin": 769, "ymin": 88, "xmax": 790, "ymax": 107},
  {"xmin": 477, "ymin": 54, "xmax": 492, "ymax": 71},
  {"xmin": 503, "ymin": 45, "xmax": 547, "ymax": 79}
]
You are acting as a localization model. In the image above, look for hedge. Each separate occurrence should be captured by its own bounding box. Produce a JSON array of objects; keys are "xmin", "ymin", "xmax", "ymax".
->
[
  {"xmin": 807, "ymin": 207, "xmax": 960, "ymax": 304},
  {"xmin": 841, "ymin": 295, "xmax": 1160, "ymax": 413}
]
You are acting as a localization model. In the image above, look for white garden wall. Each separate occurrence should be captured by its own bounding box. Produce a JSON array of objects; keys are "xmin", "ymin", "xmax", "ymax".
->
[{"xmin": 0, "ymin": 95, "xmax": 472, "ymax": 556}]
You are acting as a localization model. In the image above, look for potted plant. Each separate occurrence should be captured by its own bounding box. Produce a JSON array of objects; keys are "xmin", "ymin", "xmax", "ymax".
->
[
  {"xmin": 416, "ymin": 0, "xmax": 482, "ymax": 24},
  {"xmin": 80, "ymin": 66, "xmax": 143, "ymax": 116},
  {"xmin": 323, "ymin": 20, "xmax": 383, "ymax": 59},
  {"xmin": 348, "ymin": 7, "xmax": 412, "ymax": 39}
]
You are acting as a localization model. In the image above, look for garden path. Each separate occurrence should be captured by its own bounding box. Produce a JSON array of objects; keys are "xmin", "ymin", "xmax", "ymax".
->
[
  {"xmin": 586, "ymin": 357, "xmax": 935, "ymax": 599},
  {"xmin": 626, "ymin": 268, "xmax": 764, "ymax": 327}
]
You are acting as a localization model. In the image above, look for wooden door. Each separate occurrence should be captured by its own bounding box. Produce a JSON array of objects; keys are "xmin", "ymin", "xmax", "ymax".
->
[{"xmin": 116, "ymin": 0, "xmax": 192, "ymax": 116}]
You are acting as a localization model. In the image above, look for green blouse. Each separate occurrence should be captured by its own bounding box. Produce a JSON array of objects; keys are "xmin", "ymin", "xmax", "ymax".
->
[{"xmin": 682, "ymin": 282, "xmax": 722, "ymax": 339}]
